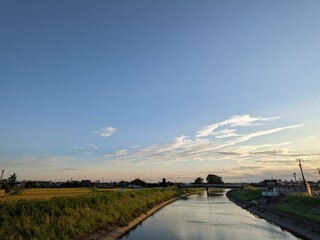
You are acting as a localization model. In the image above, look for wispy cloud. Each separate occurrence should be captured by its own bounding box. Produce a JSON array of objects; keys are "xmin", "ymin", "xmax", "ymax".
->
[
  {"xmin": 72, "ymin": 146, "xmax": 82, "ymax": 149},
  {"xmin": 103, "ymin": 149, "xmax": 127, "ymax": 158},
  {"xmin": 213, "ymin": 129, "xmax": 239, "ymax": 139},
  {"xmin": 196, "ymin": 114, "xmax": 280, "ymax": 138},
  {"xmin": 93, "ymin": 126, "xmax": 116, "ymax": 137},
  {"xmin": 86, "ymin": 144, "xmax": 100, "ymax": 150},
  {"xmin": 104, "ymin": 114, "xmax": 305, "ymax": 172},
  {"xmin": 0, "ymin": 156, "xmax": 74, "ymax": 168},
  {"xmin": 216, "ymin": 124, "xmax": 303, "ymax": 149}
]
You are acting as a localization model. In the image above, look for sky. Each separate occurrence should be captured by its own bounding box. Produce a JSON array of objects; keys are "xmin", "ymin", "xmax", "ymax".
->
[{"xmin": 1, "ymin": 0, "xmax": 320, "ymax": 183}]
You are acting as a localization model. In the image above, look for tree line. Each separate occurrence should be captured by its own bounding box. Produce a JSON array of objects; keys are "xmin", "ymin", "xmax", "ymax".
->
[{"xmin": 193, "ymin": 174, "xmax": 224, "ymax": 184}]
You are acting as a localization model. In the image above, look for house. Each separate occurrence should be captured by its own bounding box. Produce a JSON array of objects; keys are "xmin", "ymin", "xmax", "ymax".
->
[{"xmin": 262, "ymin": 185, "xmax": 306, "ymax": 197}]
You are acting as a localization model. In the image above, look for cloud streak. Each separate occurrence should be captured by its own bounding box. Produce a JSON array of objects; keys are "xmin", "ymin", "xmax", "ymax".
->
[
  {"xmin": 196, "ymin": 114, "xmax": 280, "ymax": 138},
  {"xmin": 104, "ymin": 115, "xmax": 305, "ymax": 171}
]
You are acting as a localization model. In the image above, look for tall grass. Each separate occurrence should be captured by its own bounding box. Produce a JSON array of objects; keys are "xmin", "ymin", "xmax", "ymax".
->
[
  {"xmin": 272, "ymin": 194, "xmax": 320, "ymax": 224},
  {"xmin": 0, "ymin": 187, "xmax": 194, "ymax": 239}
]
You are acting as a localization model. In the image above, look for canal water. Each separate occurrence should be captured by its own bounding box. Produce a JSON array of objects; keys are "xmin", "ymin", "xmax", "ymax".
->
[{"xmin": 120, "ymin": 190, "xmax": 299, "ymax": 240}]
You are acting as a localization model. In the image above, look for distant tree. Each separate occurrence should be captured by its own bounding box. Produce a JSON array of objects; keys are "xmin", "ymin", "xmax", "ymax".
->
[
  {"xmin": 161, "ymin": 178, "xmax": 167, "ymax": 187},
  {"xmin": 206, "ymin": 174, "xmax": 224, "ymax": 184},
  {"xmin": 129, "ymin": 178, "xmax": 147, "ymax": 187},
  {"xmin": 194, "ymin": 177, "xmax": 204, "ymax": 184},
  {"xmin": 118, "ymin": 180, "xmax": 129, "ymax": 188},
  {"xmin": 166, "ymin": 181, "xmax": 174, "ymax": 187},
  {"xmin": 8, "ymin": 173, "xmax": 17, "ymax": 187},
  {"xmin": 1, "ymin": 180, "xmax": 11, "ymax": 193},
  {"xmin": 25, "ymin": 181, "xmax": 36, "ymax": 188},
  {"xmin": 162, "ymin": 178, "xmax": 166, "ymax": 184}
]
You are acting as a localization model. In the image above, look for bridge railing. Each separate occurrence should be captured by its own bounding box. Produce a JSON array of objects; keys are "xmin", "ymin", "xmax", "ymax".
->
[{"xmin": 178, "ymin": 183, "xmax": 243, "ymax": 188}]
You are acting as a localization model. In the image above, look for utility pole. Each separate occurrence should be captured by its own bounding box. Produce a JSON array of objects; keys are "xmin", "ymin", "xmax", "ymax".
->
[
  {"xmin": 293, "ymin": 172, "xmax": 297, "ymax": 182},
  {"xmin": 297, "ymin": 158, "xmax": 307, "ymax": 191},
  {"xmin": 0, "ymin": 169, "xmax": 4, "ymax": 180}
]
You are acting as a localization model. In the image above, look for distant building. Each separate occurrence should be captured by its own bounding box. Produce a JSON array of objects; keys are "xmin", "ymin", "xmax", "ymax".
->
[
  {"xmin": 262, "ymin": 185, "xmax": 306, "ymax": 197},
  {"xmin": 81, "ymin": 180, "xmax": 91, "ymax": 187}
]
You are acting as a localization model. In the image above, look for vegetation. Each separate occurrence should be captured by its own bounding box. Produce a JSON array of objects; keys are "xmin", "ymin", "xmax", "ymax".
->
[
  {"xmin": 227, "ymin": 185, "xmax": 262, "ymax": 203},
  {"xmin": 0, "ymin": 172, "xmax": 17, "ymax": 193},
  {"xmin": 193, "ymin": 177, "xmax": 204, "ymax": 184},
  {"xmin": 8, "ymin": 173, "xmax": 17, "ymax": 187},
  {"xmin": 206, "ymin": 174, "xmax": 224, "ymax": 184},
  {"xmin": 228, "ymin": 186, "xmax": 320, "ymax": 225},
  {"xmin": 0, "ymin": 187, "xmax": 196, "ymax": 239},
  {"xmin": 272, "ymin": 194, "xmax": 320, "ymax": 224},
  {"xmin": 0, "ymin": 188, "xmax": 92, "ymax": 202},
  {"xmin": 129, "ymin": 178, "xmax": 147, "ymax": 187}
]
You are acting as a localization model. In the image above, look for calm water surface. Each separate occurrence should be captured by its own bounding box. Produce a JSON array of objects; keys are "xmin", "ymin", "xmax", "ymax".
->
[{"xmin": 121, "ymin": 190, "xmax": 299, "ymax": 240}]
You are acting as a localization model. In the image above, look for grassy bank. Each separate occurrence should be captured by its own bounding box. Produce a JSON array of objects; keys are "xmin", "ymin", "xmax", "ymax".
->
[
  {"xmin": 0, "ymin": 187, "xmax": 196, "ymax": 240},
  {"xmin": 227, "ymin": 185, "xmax": 262, "ymax": 203},
  {"xmin": 272, "ymin": 194, "xmax": 320, "ymax": 224},
  {"xmin": 228, "ymin": 186, "xmax": 320, "ymax": 225}
]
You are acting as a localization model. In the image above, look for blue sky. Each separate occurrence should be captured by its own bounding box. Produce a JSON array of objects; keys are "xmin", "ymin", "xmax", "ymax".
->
[{"xmin": 1, "ymin": 1, "xmax": 320, "ymax": 182}]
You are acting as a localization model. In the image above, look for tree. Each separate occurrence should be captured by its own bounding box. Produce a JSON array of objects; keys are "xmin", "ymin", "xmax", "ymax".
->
[
  {"xmin": 8, "ymin": 173, "xmax": 17, "ymax": 187},
  {"xmin": 161, "ymin": 178, "xmax": 167, "ymax": 187},
  {"xmin": 129, "ymin": 178, "xmax": 147, "ymax": 187},
  {"xmin": 194, "ymin": 177, "xmax": 204, "ymax": 184},
  {"xmin": 206, "ymin": 174, "xmax": 224, "ymax": 184},
  {"xmin": 118, "ymin": 180, "xmax": 129, "ymax": 188},
  {"xmin": 0, "ymin": 180, "xmax": 11, "ymax": 193}
]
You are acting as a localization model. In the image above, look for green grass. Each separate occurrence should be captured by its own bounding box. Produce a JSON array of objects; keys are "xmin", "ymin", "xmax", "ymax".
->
[
  {"xmin": 0, "ymin": 187, "xmax": 196, "ymax": 239},
  {"xmin": 272, "ymin": 194, "xmax": 320, "ymax": 224},
  {"xmin": 227, "ymin": 185, "xmax": 262, "ymax": 203},
  {"xmin": 228, "ymin": 186, "xmax": 320, "ymax": 225}
]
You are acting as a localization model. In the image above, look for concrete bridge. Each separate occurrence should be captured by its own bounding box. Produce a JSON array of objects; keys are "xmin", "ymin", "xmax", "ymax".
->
[{"xmin": 178, "ymin": 183, "xmax": 244, "ymax": 189}]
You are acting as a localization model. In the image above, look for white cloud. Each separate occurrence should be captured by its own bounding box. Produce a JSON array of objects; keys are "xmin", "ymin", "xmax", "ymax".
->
[
  {"xmin": 103, "ymin": 149, "xmax": 127, "ymax": 158},
  {"xmin": 93, "ymin": 126, "xmax": 116, "ymax": 137},
  {"xmin": 213, "ymin": 129, "xmax": 239, "ymax": 139},
  {"xmin": 196, "ymin": 114, "xmax": 280, "ymax": 138},
  {"xmin": 196, "ymin": 123, "xmax": 219, "ymax": 138},
  {"xmin": 216, "ymin": 124, "xmax": 303, "ymax": 149},
  {"xmin": 104, "ymin": 115, "xmax": 305, "ymax": 171}
]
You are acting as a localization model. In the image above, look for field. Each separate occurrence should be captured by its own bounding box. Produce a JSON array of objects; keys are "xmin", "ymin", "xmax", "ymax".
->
[
  {"xmin": 0, "ymin": 188, "xmax": 92, "ymax": 202},
  {"xmin": 0, "ymin": 187, "xmax": 197, "ymax": 239}
]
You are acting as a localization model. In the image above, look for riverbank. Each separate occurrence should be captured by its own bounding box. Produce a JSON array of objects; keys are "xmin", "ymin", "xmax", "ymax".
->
[
  {"xmin": 227, "ymin": 189, "xmax": 320, "ymax": 240},
  {"xmin": 80, "ymin": 191, "xmax": 201, "ymax": 240},
  {"xmin": 0, "ymin": 187, "xmax": 198, "ymax": 239}
]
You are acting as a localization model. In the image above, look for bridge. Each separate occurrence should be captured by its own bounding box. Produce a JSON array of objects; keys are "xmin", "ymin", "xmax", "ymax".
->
[{"xmin": 178, "ymin": 183, "xmax": 244, "ymax": 189}]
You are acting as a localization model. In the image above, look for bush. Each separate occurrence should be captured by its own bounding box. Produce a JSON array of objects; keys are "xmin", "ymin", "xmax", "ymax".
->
[{"xmin": 1, "ymin": 183, "xmax": 11, "ymax": 193}]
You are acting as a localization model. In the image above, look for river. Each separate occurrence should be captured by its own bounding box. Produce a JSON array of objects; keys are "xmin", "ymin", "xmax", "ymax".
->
[{"xmin": 120, "ymin": 189, "xmax": 300, "ymax": 240}]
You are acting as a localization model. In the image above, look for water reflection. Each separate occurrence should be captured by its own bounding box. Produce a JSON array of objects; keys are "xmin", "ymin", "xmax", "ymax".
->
[
  {"xmin": 120, "ymin": 189, "xmax": 299, "ymax": 240},
  {"xmin": 206, "ymin": 188, "xmax": 224, "ymax": 197}
]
